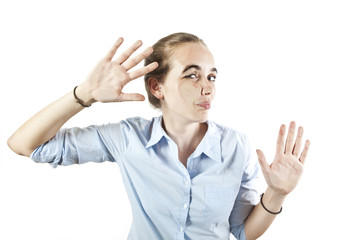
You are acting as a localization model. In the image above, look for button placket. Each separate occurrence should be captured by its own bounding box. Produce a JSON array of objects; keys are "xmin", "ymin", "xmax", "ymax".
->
[{"xmin": 177, "ymin": 175, "xmax": 191, "ymax": 238}]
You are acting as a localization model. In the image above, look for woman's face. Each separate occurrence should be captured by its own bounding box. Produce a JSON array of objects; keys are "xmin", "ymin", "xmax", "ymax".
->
[{"xmin": 160, "ymin": 42, "xmax": 217, "ymax": 123}]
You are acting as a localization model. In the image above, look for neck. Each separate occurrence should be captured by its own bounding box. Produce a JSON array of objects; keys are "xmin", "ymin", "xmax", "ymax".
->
[{"xmin": 161, "ymin": 114, "xmax": 207, "ymax": 150}]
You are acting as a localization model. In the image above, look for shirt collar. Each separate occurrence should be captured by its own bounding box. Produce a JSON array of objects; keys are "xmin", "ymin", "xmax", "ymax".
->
[
  {"xmin": 146, "ymin": 116, "xmax": 221, "ymax": 163},
  {"xmin": 192, "ymin": 121, "xmax": 221, "ymax": 162},
  {"xmin": 145, "ymin": 116, "xmax": 169, "ymax": 148}
]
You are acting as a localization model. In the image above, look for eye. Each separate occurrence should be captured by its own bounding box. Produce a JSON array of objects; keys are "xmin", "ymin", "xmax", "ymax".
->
[
  {"xmin": 208, "ymin": 75, "xmax": 216, "ymax": 82},
  {"xmin": 185, "ymin": 74, "xmax": 198, "ymax": 79}
]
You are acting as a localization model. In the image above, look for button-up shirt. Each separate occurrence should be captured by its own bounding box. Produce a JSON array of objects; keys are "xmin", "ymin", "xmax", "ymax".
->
[{"xmin": 31, "ymin": 116, "xmax": 260, "ymax": 240}]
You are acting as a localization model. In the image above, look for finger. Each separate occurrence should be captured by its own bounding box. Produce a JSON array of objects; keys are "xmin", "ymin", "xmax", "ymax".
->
[
  {"xmin": 116, "ymin": 93, "xmax": 145, "ymax": 102},
  {"xmin": 128, "ymin": 61, "xmax": 159, "ymax": 80},
  {"xmin": 122, "ymin": 47, "xmax": 154, "ymax": 71},
  {"xmin": 104, "ymin": 37, "xmax": 124, "ymax": 61},
  {"xmin": 256, "ymin": 149, "xmax": 270, "ymax": 175},
  {"xmin": 276, "ymin": 124, "xmax": 286, "ymax": 155},
  {"xmin": 292, "ymin": 126, "xmax": 304, "ymax": 157},
  {"xmin": 114, "ymin": 40, "xmax": 143, "ymax": 65},
  {"xmin": 284, "ymin": 121, "xmax": 296, "ymax": 154},
  {"xmin": 299, "ymin": 140, "xmax": 310, "ymax": 164}
]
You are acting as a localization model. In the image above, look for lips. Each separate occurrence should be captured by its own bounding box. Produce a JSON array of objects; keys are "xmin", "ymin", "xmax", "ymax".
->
[{"xmin": 197, "ymin": 101, "xmax": 211, "ymax": 109}]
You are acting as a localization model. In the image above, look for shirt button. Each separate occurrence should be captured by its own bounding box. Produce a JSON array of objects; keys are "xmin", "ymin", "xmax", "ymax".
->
[
  {"xmin": 183, "ymin": 204, "xmax": 188, "ymax": 209},
  {"xmin": 179, "ymin": 227, "xmax": 184, "ymax": 232},
  {"xmin": 184, "ymin": 180, "xmax": 189, "ymax": 185}
]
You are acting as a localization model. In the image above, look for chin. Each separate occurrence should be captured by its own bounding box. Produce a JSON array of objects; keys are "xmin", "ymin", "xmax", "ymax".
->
[{"xmin": 193, "ymin": 112, "xmax": 209, "ymax": 123}]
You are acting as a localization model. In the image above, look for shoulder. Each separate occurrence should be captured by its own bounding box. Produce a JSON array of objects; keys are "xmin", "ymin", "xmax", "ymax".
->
[
  {"xmin": 121, "ymin": 116, "xmax": 153, "ymax": 129},
  {"xmin": 95, "ymin": 116, "xmax": 154, "ymax": 138},
  {"xmin": 208, "ymin": 121, "xmax": 256, "ymax": 174},
  {"xmin": 208, "ymin": 120, "xmax": 249, "ymax": 145},
  {"xmin": 118, "ymin": 116, "xmax": 160, "ymax": 138}
]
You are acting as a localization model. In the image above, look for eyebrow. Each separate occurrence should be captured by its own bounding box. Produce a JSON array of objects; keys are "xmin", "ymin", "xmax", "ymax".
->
[{"xmin": 182, "ymin": 64, "xmax": 218, "ymax": 74}]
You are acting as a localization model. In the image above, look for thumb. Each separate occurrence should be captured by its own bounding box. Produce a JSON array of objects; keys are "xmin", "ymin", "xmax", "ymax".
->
[
  {"xmin": 116, "ymin": 93, "xmax": 145, "ymax": 102},
  {"xmin": 256, "ymin": 149, "xmax": 270, "ymax": 175}
]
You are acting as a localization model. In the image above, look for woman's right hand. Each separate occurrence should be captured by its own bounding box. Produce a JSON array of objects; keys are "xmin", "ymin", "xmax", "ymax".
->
[
  {"xmin": 77, "ymin": 37, "xmax": 158, "ymax": 105},
  {"xmin": 8, "ymin": 37, "xmax": 158, "ymax": 157}
]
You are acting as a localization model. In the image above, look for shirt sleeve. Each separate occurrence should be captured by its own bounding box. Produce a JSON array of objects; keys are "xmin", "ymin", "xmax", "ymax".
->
[
  {"xmin": 30, "ymin": 122, "xmax": 128, "ymax": 168},
  {"xmin": 229, "ymin": 135, "xmax": 260, "ymax": 240}
]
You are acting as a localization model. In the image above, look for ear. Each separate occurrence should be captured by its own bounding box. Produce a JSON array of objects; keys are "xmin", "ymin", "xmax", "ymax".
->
[{"xmin": 148, "ymin": 77, "xmax": 164, "ymax": 100}]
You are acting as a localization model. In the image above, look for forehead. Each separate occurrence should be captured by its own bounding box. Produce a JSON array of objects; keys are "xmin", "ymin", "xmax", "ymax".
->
[{"xmin": 169, "ymin": 43, "xmax": 215, "ymax": 70}]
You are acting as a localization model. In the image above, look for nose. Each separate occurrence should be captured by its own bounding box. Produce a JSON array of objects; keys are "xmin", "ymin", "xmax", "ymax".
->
[
  {"xmin": 202, "ymin": 88, "xmax": 212, "ymax": 96},
  {"xmin": 201, "ymin": 78, "xmax": 214, "ymax": 96}
]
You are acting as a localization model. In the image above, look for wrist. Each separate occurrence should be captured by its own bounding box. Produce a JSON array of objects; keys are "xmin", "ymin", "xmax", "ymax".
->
[
  {"xmin": 74, "ymin": 84, "xmax": 96, "ymax": 106},
  {"xmin": 265, "ymin": 187, "xmax": 288, "ymax": 200},
  {"xmin": 261, "ymin": 188, "xmax": 287, "ymax": 213}
]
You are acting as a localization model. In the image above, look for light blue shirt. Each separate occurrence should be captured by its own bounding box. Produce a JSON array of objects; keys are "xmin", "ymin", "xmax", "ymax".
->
[{"xmin": 31, "ymin": 116, "xmax": 260, "ymax": 240}]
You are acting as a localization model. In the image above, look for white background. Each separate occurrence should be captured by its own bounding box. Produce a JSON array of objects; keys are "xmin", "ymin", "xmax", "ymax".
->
[{"xmin": 1, "ymin": 0, "xmax": 359, "ymax": 239}]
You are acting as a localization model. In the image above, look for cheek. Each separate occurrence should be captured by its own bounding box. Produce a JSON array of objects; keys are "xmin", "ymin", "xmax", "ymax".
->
[{"xmin": 179, "ymin": 83, "xmax": 200, "ymax": 102}]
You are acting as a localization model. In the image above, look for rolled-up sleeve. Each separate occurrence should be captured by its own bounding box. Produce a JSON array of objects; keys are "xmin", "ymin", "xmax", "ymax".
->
[
  {"xmin": 229, "ymin": 136, "xmax": 260, "ymax": 240},
  {"xmin": 30, "ymin": 122, "xmax": 127, "ymax": 168}
]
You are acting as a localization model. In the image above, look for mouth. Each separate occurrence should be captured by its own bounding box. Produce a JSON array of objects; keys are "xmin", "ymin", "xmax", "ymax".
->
[{"xmin": 197, "ymin": 101, "xmax": 211, "ymax": 110}]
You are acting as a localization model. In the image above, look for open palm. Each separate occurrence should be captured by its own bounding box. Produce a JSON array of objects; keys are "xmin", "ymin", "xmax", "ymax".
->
[
  {"xmin": 79, "ymin": 37, "xmax": 158, "ymax": 104},
  {"xmin": 256, "ymin": 122, "xmax": 310, "ymax": 195}
]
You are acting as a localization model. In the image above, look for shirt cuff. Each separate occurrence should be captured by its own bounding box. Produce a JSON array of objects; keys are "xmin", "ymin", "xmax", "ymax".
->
[{"xmin": 231, "ymin": 224, "xmax": 247, "ymax": 240}]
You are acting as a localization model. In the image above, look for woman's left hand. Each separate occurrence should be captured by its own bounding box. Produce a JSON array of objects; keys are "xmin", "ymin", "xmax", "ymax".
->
[{"xmin": 256, "ymin": 122, "xmax": 310, "ymax": 196}]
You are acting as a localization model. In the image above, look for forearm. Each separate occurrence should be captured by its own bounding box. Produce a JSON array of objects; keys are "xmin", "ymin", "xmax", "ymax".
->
[
  {"xmin": 244, "ymin": 188, "xmax": 286, "ymax": 240},
  {"xmin": 7, "ymin": 88, "xmax": 90, "ymax": 157},
  {"xmin": 8, "ymin": 37, "xmax": 157, "ymax": 158}
]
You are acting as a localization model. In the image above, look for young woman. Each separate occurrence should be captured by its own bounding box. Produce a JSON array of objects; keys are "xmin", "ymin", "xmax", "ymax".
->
[{"xmin": 8, "ymin": 32, "xmax": 310, "ymax": 240}]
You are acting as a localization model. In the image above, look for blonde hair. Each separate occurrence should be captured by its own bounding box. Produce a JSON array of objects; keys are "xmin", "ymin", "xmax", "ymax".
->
[{"xmin": 144, "ymin": 32, "xmax": 206, "ymax": 108}]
